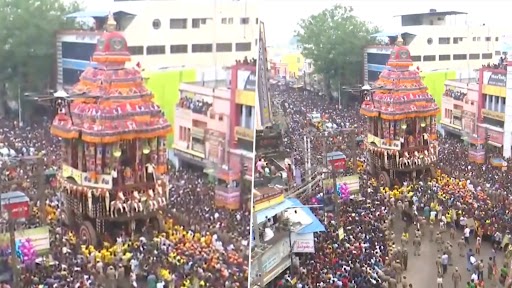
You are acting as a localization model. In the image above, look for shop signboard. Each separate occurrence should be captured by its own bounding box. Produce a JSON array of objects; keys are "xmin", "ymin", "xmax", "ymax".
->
[
  {"xmin": 481, "ymin": 109, "xmax": 505, "ymax": 121},
  {"xmin": 482, "ymin": 71, "xmax": 506, "ymax": 97},
  {"xmin": 235, "ymin": 126, "xmax": 254, "ymax": 141},
  {"xmin": 1, "ymin": 191, "xmax": 29, "ymax": 219},
  {"xmin": 291, "ymin": 232, "xmax": 315, "ymax": 253}
]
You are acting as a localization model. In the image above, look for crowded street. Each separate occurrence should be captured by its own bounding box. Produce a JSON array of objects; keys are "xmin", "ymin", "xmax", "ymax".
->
[
  {"xmin": 0, "ymin": 116, "xmax": 249, "ymax": 286},
  {"xmin": 272, "ymin": 83, "xmax": 511, "ymax": 288}
]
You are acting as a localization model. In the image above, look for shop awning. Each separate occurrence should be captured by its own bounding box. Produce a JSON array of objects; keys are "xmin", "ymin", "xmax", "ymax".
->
[
  {"xmin": 287, "ymin": 198, "xmax": 326, "ymax": 233},
  {"xmin": 256, "ymin": 198, "xmax": 296, "ymax": 224}
]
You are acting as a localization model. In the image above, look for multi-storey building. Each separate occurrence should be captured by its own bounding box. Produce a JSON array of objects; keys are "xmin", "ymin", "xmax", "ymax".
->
[
  {"xmin": 364, "ymin": 10, "xmax": 507, "ymax": 83},
  {"xmin": 440, "ymin": 80, "xmax": 479, "ymax": 137},
  {"xmin": 475, "ymin": 67, "xmax": 507, "ymax": 147},
  {"xmin": 172, "ymin": 63, "xmax": 254, "ymax": 209},
  {"xmin": 56, "ymin": 0, "xmax": 258, "ymax": 89}
]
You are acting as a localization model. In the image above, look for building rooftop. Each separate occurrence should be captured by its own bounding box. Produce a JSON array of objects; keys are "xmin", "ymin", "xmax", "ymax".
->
[{"xmin": 394, "ymin": 10, "xmax": 467, "ymax": 18}]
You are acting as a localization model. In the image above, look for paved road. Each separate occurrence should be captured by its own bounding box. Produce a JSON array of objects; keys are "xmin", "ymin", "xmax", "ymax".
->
[{"xmin": 393, "ymin": 219, "xmax": 505, "ymax": 288}]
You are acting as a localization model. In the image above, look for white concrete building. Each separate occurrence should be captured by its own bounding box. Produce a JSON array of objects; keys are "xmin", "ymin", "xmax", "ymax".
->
[{"xmin": 57, "ymin": 0, "xmax": 258, "ymax": 88}]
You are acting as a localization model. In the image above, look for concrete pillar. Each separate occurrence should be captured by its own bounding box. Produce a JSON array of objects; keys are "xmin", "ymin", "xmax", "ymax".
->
[
  {"xmin": 241, "ymin": 104, "xmax": 247, "ymax": 128},
  {"xmin": 503, "ymin": 65, "xmax": 512, "ymax": 158}
]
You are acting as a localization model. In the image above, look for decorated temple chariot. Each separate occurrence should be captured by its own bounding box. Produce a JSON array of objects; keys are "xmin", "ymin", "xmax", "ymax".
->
[
  {"xmin": 50, "ymin": 15, "xmax": 172, "ymax": 245},
  {"xmin": 360, "ymin": 36, "xmax": 440, "ymax": 187}
]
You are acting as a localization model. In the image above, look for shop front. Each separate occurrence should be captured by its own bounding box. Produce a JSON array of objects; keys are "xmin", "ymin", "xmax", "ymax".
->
[
  {"xmin": 214, "ymin": 169, "xmax": 241, "ymax": 210},
  {"xmin": 477, "ymin": 124, "xmax": 504, "ymax": 147},
  {"xmin": 250, "ymin": 237, "xmax": 292, "ymax": 286}
]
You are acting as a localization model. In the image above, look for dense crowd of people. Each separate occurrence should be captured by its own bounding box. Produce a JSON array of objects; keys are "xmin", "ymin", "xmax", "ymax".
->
[
  {"xmin": 176, "ymin": 97, "xmax": 213, "ymax": 116},
  {"xmin": 0, "ymin": 113, "xmax": 249, "ymax": 287},
  {"xmin": 272, "ymin": 83, "xmax": 512, "ymax": 287}
]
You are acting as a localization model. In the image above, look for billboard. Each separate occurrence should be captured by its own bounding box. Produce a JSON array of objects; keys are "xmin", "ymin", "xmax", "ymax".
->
[
  {"xmin": 236, "ymin": 70, "xmax": 256, "ymax": 91},
  {"xmin": 257, "ymin": 22, "xmax": 273, "ymax": 128},
  {"xmin": 482, "ymin": 70, "xmax": 506, "ymax": 97}
]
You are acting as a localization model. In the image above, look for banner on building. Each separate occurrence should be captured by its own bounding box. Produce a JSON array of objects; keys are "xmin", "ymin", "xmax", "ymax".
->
[{"xmin": 291, "ymin": 232, "xmax": 315, "ymax": 253}]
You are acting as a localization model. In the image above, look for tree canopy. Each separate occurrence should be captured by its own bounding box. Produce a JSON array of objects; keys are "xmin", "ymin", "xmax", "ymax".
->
[
  {"xmin": 0, "ymin": 0, "xmax": 81, "ymax": 115},
  {"xmin": 295, "ymin": 5, "xmax": 379, "ymax": 93}
]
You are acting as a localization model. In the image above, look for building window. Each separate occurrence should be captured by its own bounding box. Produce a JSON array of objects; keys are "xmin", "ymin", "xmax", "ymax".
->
[
  {"xmin": 453, "ymin": 37, "xmax": 463, "ymax": 44},
  {"xmin": 496, "ymin": 37, "xmax": 500, "ymax": 41},
  {"xmin": 444, "ymin": 108, "xmax": 452, "ymax": 120},
  {"xmin": 453, "ymin": 54, "xmax": 467, "ymax": 60},
  {"xmin": 192, "ymin": 18, "xmax": 207, "ymax": 28},
  {"xmin": 411, "ymin": 56, "xmax": 421, "ymax": 62},
  {"xmin": 240, "ymin": 17, "xmax": 250, "ymax": 25},
  {"xmin": 254, "ymin": 38, "xmax": 258, "ymax": 46},
  {"xmin": 423, "ymin": 55, "xmax": 436, "ymax": 61},
  {"xmin": 439, "ymin": 54, "xmax": 450, "ymax": 61},
  {"xmin": 482, "ymin": 53, "xmax": 493, "ymax": 59},
  {"xmin": 170, "ymin": 18, "xmax": 187, "ymax": 29},
  {"xmin": 128, "ymin": 46, "xmax": 144, "ymax": 55},
  {"xmin": 427, "ymin": 38, "xmax": 433, "ymax": 45},
  {"xmin": 191, "ymin": 44, "xmax": 213, "ymax": 53},
  {"xmin": 469, "ymin": 53, "xmax": 480, "ymax": 60},
  {"xmin": 216, "ymin": 43, "xmax": 232, "ymax": 52},
  {"xmin": 473, "ymin": 37, "xmax": 481, "ymax": 42},
  {"xmin": 255, "ymin": 18, "xmax": 259, "ymax": 24},
  {"xmin": 485, "ymin": 37, "xmax": 492, "ymax": 42},
  {"xmin": 170, "ymin": 44, "xmax": 188, "ymax": 54},
  {"xmin": 146, "ymin": 45, "xmax": 166, "ymax": 55},
  {"xmin": 495, "ymin": 51, "xmax": 502, "ymax": 56},
  {"xmin": 221, "ymin": 17, "xmax": 233, "ymax": 24},
  {"xmin": 438, "ymin": 37, "xmax": 450, "ymax": 44},
  {"xmin": 152, "ymin": 19, "xmax": 161, "ymax": 30},
  {"xmin": 235, "ymin": 42, "xmax": 251, "ymax": 52}
]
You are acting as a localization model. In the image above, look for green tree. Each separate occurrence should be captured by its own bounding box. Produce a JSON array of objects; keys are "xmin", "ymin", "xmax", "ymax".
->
[
  {"xmin": 295, "ymin": 5, "xmax": 379, "ymax": 101},
  {"xmin": 0, "ymin": 0, "xmax": 82, "ymax": 116}
]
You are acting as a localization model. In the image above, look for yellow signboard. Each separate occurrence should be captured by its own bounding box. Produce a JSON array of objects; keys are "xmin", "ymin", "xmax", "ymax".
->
[
  {"xmin": 367, "ymin": 134, "xmax": 400, "ymax": 150},
  {"xmin": 254, "ymin": 193, "xmax": 284, "ymax": 212},
  {"xmin": 482, "ymin": 85, "xmax": 506, "ymax": 97},
  {"xmin": 482, "ymin": 109, "xmax": 505, "ymax": 121},
  {"xmin": 61, "ymin": 164, "xmax": 113, "ymax": 189},
  {"xmin": 235, "ymin": 90, "xmax": 255, "ymax": 107},
  {"xmin": 235, "ymin": 126, "xmax": 254, "ymax": 141}
]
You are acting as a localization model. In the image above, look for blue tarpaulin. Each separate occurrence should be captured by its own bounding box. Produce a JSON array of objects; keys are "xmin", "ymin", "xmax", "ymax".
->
[
  {"xmin": 256, "ymin": 198, "xmax": 296, "ymax": 224},
  {"xmin": 287, "ymin": 198, "xmax": 326, "ymax": 234}
]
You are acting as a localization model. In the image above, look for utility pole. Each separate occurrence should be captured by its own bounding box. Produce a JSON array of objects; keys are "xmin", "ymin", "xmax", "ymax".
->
[{"xmin": 38, "ymin": 157, "xmax": 47, "ymax": 225}]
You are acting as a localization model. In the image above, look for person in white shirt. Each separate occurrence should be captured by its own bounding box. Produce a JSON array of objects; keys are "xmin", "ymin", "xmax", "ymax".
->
[
  {"xmin": 470, "ymin": 272, "xmax": 478, "ymax": 282},
  {"xmin": 464, "ymin": 227, "xmax": 471, "ymax": 244}
]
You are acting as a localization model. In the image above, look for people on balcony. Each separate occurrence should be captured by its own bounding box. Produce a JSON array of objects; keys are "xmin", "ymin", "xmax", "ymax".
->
[{"xmin": 177, "ymin": 97, "xmax": 212, "ymax": 115}]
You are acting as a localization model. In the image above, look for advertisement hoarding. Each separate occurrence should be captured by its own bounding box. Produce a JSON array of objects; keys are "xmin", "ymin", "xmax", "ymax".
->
[{"xmin": 257, "ymin": 22, "xmax": 272, "ymax": 128}]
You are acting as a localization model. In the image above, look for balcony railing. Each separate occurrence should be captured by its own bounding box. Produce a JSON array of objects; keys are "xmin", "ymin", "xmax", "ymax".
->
[{"xmin": 176, "ymin": 97, "xmax": 212, "ymax": 116}]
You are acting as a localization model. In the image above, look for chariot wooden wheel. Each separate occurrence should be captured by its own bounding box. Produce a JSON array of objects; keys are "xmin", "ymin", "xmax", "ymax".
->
[
  {"xmin": 378, "ymin": 171, "xmax": 391, "ymax": 188},
  {"xmin": 79, "ymin": 221, "xmax": 98, "ymax": 246}
]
